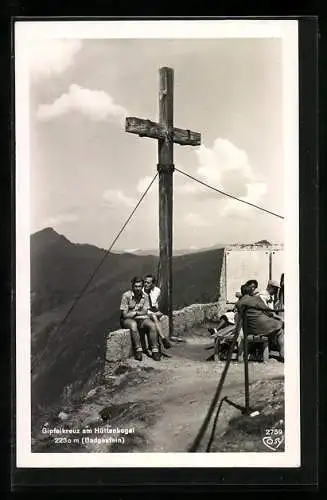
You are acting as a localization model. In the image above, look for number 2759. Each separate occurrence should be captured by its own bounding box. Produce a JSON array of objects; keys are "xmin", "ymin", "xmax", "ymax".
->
[{"xmin": 265, "ymin": 429, "xmax": 283, "ymax": 436}]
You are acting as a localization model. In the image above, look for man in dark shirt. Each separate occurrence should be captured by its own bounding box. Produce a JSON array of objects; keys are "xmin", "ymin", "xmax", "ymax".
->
[
  {"xmin": 235, "ymin": 287, "xmax": 284, "ymax": 361},
  {"xmin": 120, "ymin": 277, "xmax": 160, "ymax": 361}
]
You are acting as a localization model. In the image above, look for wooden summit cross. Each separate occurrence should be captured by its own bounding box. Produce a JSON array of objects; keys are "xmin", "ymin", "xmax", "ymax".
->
[{"xmin": 125, "ymin": 67, "xmax": 201, "ymax": 338}]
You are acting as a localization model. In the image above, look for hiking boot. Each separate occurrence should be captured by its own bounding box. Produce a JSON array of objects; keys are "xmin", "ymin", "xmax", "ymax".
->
[
  {"xmin": 152, "ymin": 351, "xmax": 161, "ymax": 361},
  {"xmin": 134, "ymin": 351, "xmax": 143, "ymax": 361},
  {"xmin": 162, "ymin": 338, "xmax": 172, "ymax": 349}
]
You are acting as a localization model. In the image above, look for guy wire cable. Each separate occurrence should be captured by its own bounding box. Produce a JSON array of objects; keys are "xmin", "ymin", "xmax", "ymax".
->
[
  {"xmin": 49, "ymin": 172, "xmax": 158, "ymax": 339},
  {"xmin": 175, "ymin": 168, "xmax": 284, "ymax": 220}
]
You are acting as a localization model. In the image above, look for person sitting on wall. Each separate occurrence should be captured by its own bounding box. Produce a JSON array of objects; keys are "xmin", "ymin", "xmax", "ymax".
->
[
  {"xmin": 120, "ymin": 277, "xmax": 160, "ymax": 361},
  {"xmin": 143, "ymin": 274, "xmax": 173, "ymax": 350},
  {"xmin": 235, "ymin": 283, "xmax": 284, "ymax": 362}
]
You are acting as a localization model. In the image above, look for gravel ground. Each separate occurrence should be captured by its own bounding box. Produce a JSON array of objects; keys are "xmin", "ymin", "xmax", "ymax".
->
[{"xmin": 32, "ymin": 326, "xmax": 284, "ymax": 454}]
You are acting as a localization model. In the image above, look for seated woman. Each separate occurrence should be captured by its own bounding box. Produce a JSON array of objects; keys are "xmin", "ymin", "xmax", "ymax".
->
[{"xmin": 235, "ymin": 286, "xmax": 284, "ymax": 362}]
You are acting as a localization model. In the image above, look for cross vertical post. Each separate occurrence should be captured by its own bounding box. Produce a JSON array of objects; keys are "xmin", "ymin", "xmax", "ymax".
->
[
  {"xmin": 158, "ymin": 67, "xmax": 174, "ymax": 338},
  {"xmin": 125, "ymin": 66, "xmax": 201, "ymax": 341}
]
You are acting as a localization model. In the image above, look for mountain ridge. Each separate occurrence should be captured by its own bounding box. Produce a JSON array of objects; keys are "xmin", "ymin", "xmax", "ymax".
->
[
  {"xmin": 30, "ymin": 227, "xmax": 225, "ymax": 416},
  {"xmin": 30, "ymin": 228, "xmax": 282, "ymax": 418},
  {"xmin": 31, "ymin": 227, "xmax": 228, "ymax": 256}
]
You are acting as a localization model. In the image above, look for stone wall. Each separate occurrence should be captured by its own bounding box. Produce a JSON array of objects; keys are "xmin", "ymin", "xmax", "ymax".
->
[
  {"xmin": 225, "ymin": 243, "xmax": 284, "ymax": 252},
  {"xmin": 219, "ymin": 250, "xmax": 227, "ymax": 303},
  {"xmin": 104, "ymin": 243, "xmax": 283, "ymax": 374},
  {"xmin": 104, "ymin": 300, "xmax": 225, "ymax": 374}
]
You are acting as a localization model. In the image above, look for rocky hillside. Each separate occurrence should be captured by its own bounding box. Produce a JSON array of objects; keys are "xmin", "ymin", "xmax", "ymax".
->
[
  {"xmin": 31, "ymin": 228, "xmax": 225, "ymax": 417},
  {"xmin": 31, "ymin": 330, "xmax": 284, "ymax": 454}
]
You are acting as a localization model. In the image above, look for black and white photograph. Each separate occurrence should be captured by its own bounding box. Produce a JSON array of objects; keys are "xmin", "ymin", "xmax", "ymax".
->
[{"xmin": 15, "ymin": 19, "xmax": 300, "ymax": 467}]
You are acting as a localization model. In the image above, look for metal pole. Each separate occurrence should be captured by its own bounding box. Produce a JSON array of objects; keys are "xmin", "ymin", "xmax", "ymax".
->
[
  {"xmin": 188, "ymin": 320, "xmax": 242, "ymax": 452},
  {"xmin": 269, "ymin": 251, "xmax": 272, "ymax": 280},
  {"xmin": 243, "ymin": 309, "xmax": 250, "ymax": 414}
]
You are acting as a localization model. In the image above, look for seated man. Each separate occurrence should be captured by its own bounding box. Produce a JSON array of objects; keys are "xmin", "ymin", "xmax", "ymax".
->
[
  {"xmin": 143, "ymin": 274, "xmax": 172, "ymax": 349},
  {"xmin": 258, "ymin": 279, "xmax": 280, "ymax": 309},
  {"xmin": 120, "ymin": 277, "xmax": 160, "ymax": 361},
  {"xmin": 235, "ymin": 286, "xmax": 284, "ymax": 362}
]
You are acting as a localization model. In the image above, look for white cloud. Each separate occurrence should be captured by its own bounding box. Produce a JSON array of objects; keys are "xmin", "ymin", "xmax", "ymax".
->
[
  {"xmin": 195, "ymin": 138, "xmax": 256, "ymax": 187},
  {"xmin": 221, "ymin": 181, "xmax": 268, "ymax": 216},
  {"xmin": 184, "ymin": 212, "xmax": 212, "ymax": 228},
  {"xmin": 28, "ymin": 39, "xmax": 83, "ymax": 81},
  {"xmin": 136, "ymin": 176, "xmax": 156, "ymax": 194},
  {"xmin": 246, "ymin": 182, "xmax": 268, "ymax": 201},
  {"xmin": 193, "ymin": 138, "xmax": 267, "ymax": 213},
  {"xmin": 43, "ymin": 213, "xmax": 79, "ymax": 227},
  {"xmin": 102, "ymin": 189, "xmax": 136, "ymax": 209},
  {"xmin": 175, "ymin": 182, "xmax": 206, "ymax": 195},
  {"xmin": 37, "ymin": 84, "xmax": 128, "ymax": 123}
]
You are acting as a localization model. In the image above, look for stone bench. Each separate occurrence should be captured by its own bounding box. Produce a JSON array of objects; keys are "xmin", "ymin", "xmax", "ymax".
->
[
  {"xmin": 104, "ymin": 301, "xmax": 225, "ymax": 373},
  {"xmin": 105, "ymin": 328, "xmax": 132, "ymax": 363}
]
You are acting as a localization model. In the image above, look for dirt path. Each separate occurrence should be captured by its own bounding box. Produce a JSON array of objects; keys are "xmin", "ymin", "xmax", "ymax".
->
[
  {"xmin": 106, "ymin": 337, "xmax": 284, "ymax": 452},
  {"xmin": 33, "ymin": 331, "xmax": 284, "ymax": 453}
]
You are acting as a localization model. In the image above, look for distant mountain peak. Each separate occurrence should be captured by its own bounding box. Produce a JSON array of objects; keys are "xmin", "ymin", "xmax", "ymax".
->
[
  {"xmin": 31, "ymin": 227, "xmax": 72, "ymax": 248},
  {"xmin": 35, "ymin": 227, "xmax": 57, "ymax": 236}
]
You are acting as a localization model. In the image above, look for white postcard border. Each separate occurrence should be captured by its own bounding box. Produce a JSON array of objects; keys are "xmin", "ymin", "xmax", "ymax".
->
[{"xmin": 15, "ymin": 19, "xmax": 300, "ymax": 468}]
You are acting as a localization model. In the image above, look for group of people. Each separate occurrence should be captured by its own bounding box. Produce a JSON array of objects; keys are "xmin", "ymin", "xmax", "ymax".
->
[
  {"xmin": 120, "ymin": 272, "xmax": 285, "ymax": 364},
  {"xmin": 211, "ymin": 275, "xmax": 285, "ymax": 362},
  {"xmin": 119, "ymin": 274, "xmax": 172, "ymax": 361}
]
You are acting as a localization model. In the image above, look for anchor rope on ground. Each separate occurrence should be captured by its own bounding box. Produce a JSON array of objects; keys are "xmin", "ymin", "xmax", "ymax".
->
[
  {"xmin": 188, "ymin": 322, "xmax": 243, "ymax": 452},
  {"xmin": 188, "ymin": 305, "xmax": 260, "ymax": 453},
  {"xmin": 206, "ymin": 397, "xmax": 228, "ymax": 452}
]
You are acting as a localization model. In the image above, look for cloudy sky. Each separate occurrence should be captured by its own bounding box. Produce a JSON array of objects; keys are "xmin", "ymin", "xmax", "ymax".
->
[{"xmin": 28, "ymin": 35, "xmax": 285, "ymax": 252}]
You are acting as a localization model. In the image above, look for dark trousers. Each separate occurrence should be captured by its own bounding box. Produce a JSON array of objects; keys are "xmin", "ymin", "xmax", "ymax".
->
[
  {"xmin": 121, "ymin": 318, "xmax": 159, "ymax": 353},
  {"xmin": 252, "ymin": 326, "xmax": 284, "ymax": 358},
  {"xmin": 267, "ymin": 327, "xmax": 284, "ymax": 358}
]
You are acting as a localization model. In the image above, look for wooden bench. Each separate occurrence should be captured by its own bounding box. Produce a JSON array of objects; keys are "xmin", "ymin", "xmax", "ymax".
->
[
  {"xmin": 211, "ymin": 306, "xmax": 283, "ymax": 363},
  {"xmin": 215, "ymin": 333, "xmax": 269, "ymax": 363},
  {"xmin": 214, "ymin": 336, "xmax": 241, "ymax": 362}
]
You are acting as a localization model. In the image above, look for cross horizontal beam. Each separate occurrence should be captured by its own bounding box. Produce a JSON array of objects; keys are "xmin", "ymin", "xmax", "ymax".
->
[{"xmin": 125, "ymin": 116, "xmax": 201, "ymax": 146}]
